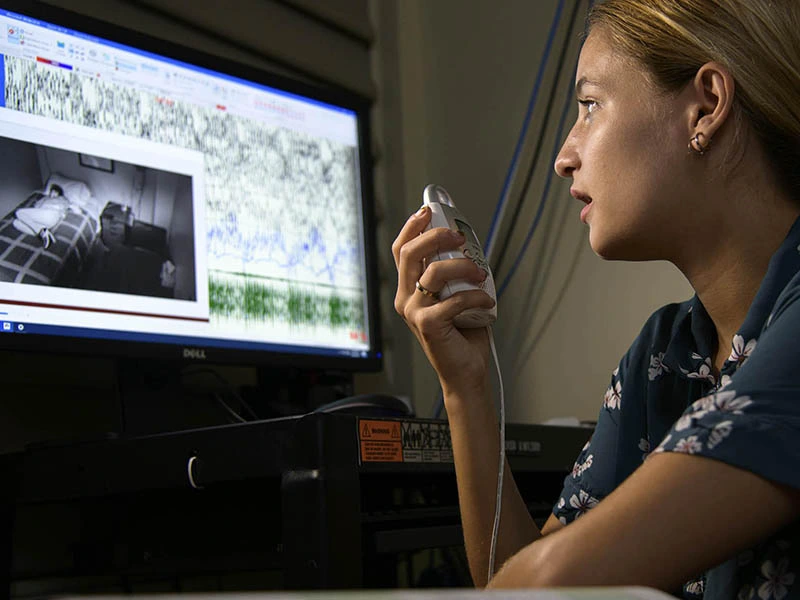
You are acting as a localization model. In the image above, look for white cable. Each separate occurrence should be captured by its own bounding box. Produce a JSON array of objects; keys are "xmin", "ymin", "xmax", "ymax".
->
[
  {"xmin": 187, "ymin": 455, "xmax": 204, "ymax": 490},
  {"xmin": 487, "ymin": 325, "xmax": 505, "ymax": 581},
  {"xmin": 213, "ymin": 391, "xmax": 247, "ymax": 423}
]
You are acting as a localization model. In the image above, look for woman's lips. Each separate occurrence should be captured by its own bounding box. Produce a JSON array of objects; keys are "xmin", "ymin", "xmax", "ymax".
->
[
  {"xmin": 571, "ymin": 188, "xmax": 592, "ymax": 223},
  {"xmin": 580, "ymin": 201, "xmax": 592, "ymax": 223}
]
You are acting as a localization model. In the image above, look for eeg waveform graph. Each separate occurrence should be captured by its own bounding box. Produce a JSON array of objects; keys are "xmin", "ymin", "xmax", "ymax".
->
[{"xmin": 7, "ymin": 56, "xmax": 369, "ymax": 344}]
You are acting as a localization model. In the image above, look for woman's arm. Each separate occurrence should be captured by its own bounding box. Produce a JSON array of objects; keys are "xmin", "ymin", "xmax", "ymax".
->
[
  {"xmin": 392, "ymin": 208, "xmax": 554, "ymax": 586},
  {"xmin": 488, "ymin": 451, "xmax": 800, "ymax": 590},
  {"xmin": 445, "ymin": 382, "xmax": 558, "ymax": 586}
]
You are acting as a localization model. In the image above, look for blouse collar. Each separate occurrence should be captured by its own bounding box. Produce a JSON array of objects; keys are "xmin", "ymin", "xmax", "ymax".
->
[{"xmin": 661, "ymin": 215, "xmax": 800, "ymax": 382}]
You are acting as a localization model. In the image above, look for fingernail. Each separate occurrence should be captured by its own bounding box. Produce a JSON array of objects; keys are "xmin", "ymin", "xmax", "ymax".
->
[
  {"xmin": 452, "ymin": 229, "xmax": 465, "ymax": 240},
  {"xmin": 415, "ymin": 205, "xmax": 428, "ymax": 217},
  {"xmin": 479, "ymin": 269, "xmax": 488, "ymax": 281}
]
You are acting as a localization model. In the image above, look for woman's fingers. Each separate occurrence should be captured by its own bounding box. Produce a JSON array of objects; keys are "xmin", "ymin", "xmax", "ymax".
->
[
  {"xmin": 405, "ymin": 259, "xmax": 494, "ymax": 328},
  {"xmin": 415, "ymin": 289, "xmax": 496, "ymax": 334},
  {"xmin": 391, "ymin": 206, "xmax": 432, "ymax": 270},
  {"xmin": 396, "ymin": 228, "xmax": 466, "ymax": 298},
  {"xmin": 393, "ymin": 206, "xmax": 466, "ymax": 315},
  {"xmin": 407, "ymin": 257, "xmax": 481, "ymax": 309},
  {"xmin": 416, "ymin": 258, "xmax": 486, "ymax": 300}
]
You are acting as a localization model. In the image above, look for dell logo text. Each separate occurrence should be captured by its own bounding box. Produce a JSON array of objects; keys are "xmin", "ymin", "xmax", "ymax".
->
[{"xmin": 183, "ymin": 348, "xmax": 207, "ymax": 360}]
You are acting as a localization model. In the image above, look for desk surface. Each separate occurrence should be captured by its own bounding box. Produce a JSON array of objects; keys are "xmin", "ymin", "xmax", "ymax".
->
[{"xmin": 60, "ymin": 588, "xmax": 675, "ymax": 600}]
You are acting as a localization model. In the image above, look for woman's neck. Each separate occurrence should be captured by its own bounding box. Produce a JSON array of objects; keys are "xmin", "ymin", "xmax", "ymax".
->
[{"xmin": 677, "ymin": 197, "xmax": 799, "ymax": 374}]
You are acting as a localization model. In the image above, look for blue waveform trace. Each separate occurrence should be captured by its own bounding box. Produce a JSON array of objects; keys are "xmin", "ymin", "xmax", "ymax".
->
[{"xmin": 206, "ymin": 219, "xmax": 360, "ymax": 286}]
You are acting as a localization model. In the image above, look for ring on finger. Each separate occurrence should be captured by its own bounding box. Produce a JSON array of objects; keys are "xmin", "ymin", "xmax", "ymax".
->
[{"xmin": 415, "ymin": 280, "xmax": 440, "ymax": 301}]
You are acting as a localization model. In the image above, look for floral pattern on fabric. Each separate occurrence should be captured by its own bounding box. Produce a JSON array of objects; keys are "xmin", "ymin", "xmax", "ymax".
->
[
  {"xmin": 603, "ymin": 367, "xmax": 622, "ymax": 410},
  {"xmin": 552, "ymin": 217, "xmax": 800, "ymax": 599},
  {"xmin": 736, "ymin": 541, "xmax": 798, "ymax": 600},
  {"xmin": 729, "ymin": 335, "xmax": 757, "ymax": 367},
  {"xmin": 648, "ymin": 352, "xmax": 670, "ymax": 381},
  {"xmin": 571, "ymin": 454, "xmax": 593, "ymax": 478},
  {"xmin": 758, "ymin": 557, "xmax": 795, "ymax": 599},
  {"xmin": 685, "ymin": 576, "xmax": 706, "ymax": 598},
  {"xmin": 651, "ymin": 389, "xmax": 753, "ymax": 455},
  {"xmin": 638, "ymin": 438, "xmax": 651, "ymax": 462},
  {"xmin": 568, "ymin": 489, "xmax": 599, "ymax": 517},
  {"xmin": 680, "ymin": 353, "xmax": 716, "ymax": 385}
]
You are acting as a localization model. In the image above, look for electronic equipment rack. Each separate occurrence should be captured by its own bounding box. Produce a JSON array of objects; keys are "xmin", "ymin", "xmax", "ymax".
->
[{"xmin": 0, "ymin": 413, "xmax": 592, "ymax": 596}]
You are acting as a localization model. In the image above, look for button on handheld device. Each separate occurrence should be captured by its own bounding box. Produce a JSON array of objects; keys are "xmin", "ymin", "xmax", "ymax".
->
[{"xmin": 422, "ymin": 184, "xmax": 497, "ymax": 328}]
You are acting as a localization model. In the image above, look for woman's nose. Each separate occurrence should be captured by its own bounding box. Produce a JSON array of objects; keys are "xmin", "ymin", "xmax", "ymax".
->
[{"xmin": 554, "ymin": 137, "xmax": 578, "ymax": 178}]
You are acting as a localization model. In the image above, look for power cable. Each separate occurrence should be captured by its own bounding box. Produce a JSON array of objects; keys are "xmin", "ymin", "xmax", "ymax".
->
[
  {"xmin": 484, "ymin": 0, "xmax": 566, "ymax": 261},
  {"xmin": 181, "ymin": 366, "xmax": 259, "ymax": 421},
  {"xmin": 213, "ymin": 391, "xmax": 248, "ymax": 423},
  {"xmin": 496, "ymin": 56, "xmax": 580, "ymax": 299},
  {"xmin": 491, "ymin": 0, "xmax": 585, "ymax": 278}
]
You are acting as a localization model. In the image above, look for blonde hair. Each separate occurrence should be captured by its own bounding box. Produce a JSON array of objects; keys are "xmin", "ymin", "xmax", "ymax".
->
[{"xmin": 587, "ymin": 0, "xmax": 800, "ymax": 199}]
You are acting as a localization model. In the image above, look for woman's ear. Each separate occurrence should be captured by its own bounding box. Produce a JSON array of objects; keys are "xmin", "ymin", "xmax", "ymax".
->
[{"xmin": 688, "ymin": 61, "xmax": 735, "ymax": 140}]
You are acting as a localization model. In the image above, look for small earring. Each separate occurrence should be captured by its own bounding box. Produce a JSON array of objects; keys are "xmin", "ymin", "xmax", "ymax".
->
[{"xmin": 688, "ymin": 132, "xmax": 711, "ymax": 156}]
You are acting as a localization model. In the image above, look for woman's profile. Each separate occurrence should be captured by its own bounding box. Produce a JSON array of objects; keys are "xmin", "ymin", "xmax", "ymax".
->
[{"xmin": 392, "ymin": 0, "xmax": 800, "ymax": 597}]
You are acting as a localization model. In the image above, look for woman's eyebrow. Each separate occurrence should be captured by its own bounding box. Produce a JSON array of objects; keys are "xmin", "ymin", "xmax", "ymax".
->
[{"xmin": 575, "ymin": 76, "xmax": 601, "ymax": 96}]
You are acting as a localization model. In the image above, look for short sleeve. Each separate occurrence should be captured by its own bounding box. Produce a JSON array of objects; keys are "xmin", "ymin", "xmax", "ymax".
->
[
  {"xmin": 552, "ymin": 300, "xmax": 691, "ymax": 525},
  {"xmin": 652, "ymin": 278, "xmax": 800, "ymax": 490},
  {"xmin": 553, "ymin": 367, "xmax": 623, "ymax": 525}
]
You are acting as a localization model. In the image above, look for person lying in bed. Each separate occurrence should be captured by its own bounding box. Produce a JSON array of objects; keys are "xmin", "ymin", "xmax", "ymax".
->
[{"xmin": 14, "ymin": 184, "xmax": 81, "ymax": 249}]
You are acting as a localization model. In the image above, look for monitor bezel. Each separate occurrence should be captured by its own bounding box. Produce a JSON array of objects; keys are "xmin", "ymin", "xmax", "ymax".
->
[{"xmin": 0, "ymin": 0, "xmax": 383, "ymax": 372}]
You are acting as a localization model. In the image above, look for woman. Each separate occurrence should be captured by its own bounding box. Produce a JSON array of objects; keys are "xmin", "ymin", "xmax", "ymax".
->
[{"xmin": 391, "ymin": 1, "xmax": 800, "ymax": 597}]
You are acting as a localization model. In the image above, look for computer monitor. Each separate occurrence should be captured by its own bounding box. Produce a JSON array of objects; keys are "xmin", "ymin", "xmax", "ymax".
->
[{"xmin": 0, "ymin": 1, "xmax": 382, "ymax": 372}]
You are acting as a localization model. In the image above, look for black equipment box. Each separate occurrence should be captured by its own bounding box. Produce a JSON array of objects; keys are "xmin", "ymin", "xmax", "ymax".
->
[{"xmin": 1, "ymin": 413, "xmax": 592, "ymax": 595}]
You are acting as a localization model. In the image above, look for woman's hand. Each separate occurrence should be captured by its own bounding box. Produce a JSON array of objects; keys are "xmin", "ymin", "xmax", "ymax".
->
[{"xmin": 392, "ymin": 205, "xmax": 497, "ymax": 396}]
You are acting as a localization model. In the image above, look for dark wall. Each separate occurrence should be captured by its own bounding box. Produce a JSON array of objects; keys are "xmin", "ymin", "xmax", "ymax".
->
[
  {"xmin": 169, "ymin": 175, "xmax": 196, "ymax": 300},
  {"xmin": 0, "ymin": 138, "xmax": 44, "ymax": 218}
]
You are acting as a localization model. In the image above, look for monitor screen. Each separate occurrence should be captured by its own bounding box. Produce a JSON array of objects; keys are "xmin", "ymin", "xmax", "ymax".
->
[{"xmin": 0, "ymin": 1, "xmax": 382, "ymax": 370}]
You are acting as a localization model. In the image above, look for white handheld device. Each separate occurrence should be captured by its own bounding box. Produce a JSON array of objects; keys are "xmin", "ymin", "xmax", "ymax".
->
[{"xmin": 422, "ymin": 184, "xmax": 497, "ymax": 328}]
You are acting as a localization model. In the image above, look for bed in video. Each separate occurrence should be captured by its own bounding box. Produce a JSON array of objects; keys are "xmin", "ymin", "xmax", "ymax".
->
[
  {"xmin": 0, "ymin": 174, "xmax": 101, "ymax": 287},
  {"xmin": 0, "ymin": 139, "xmax": 197, "ymax": 301}
]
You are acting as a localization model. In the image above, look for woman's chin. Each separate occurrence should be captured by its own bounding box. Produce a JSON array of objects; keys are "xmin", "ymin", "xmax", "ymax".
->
[
  {"xmin": 588, "ymin": 228, "xmax": 616, "ymax": 259},
  {"xmin": 593, "ymin": 241, "xmax": 662, "ymax": 262},
  {"xmin": 589, "ymin": 229, "xmax": 647, "ymax": 262}
]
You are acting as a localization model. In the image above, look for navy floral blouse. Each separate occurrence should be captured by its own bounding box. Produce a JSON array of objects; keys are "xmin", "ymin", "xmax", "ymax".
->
[{"xmin": 554, "ymin": 217, "xmax": 800, "ymax": 599}]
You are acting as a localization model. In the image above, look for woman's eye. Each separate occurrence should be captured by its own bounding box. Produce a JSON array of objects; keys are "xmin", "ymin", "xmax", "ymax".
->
[{"xmin": 578, "ymin": 99, "xmax": 597, "ymax": 115}]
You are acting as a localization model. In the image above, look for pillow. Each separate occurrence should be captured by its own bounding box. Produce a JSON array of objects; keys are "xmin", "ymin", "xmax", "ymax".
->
[
  {"xmin": 46, "ymin": 173, "xmax": 92, "ymax": 206},
  {"xmin": 45, "ymin": 173, "xmax": 105, "ymax": 220}
]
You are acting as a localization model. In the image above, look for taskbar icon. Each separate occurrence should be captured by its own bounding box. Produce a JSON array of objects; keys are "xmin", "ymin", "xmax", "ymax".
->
[{"xmin": 0, "ymin": 321, "xmax": 25, "ymax": 333}]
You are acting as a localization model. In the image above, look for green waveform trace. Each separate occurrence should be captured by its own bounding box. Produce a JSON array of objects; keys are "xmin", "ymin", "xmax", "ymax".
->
[{"xmin": 209, "ymin": 273, "xmax": 365, "ymax": 330}]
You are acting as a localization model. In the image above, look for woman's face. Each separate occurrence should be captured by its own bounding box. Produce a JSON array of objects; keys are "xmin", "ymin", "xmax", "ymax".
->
[{"xmin": 555, "ymin": 28, "xmax": 696, "ymax": 261}]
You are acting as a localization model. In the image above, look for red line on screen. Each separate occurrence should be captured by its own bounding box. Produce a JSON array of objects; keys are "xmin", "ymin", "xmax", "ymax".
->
[{"xmin": 0, "ymin": 298, "xmax": 209, "ymax": 322}]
